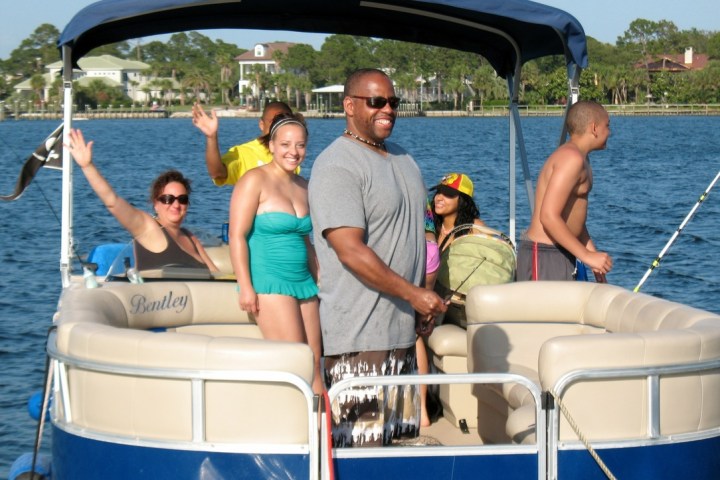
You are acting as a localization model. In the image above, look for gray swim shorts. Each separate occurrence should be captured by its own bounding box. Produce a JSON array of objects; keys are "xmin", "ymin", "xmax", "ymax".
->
[{"xmin": 517, "ymin": 239, "xmax": 576, "ymax": 281}]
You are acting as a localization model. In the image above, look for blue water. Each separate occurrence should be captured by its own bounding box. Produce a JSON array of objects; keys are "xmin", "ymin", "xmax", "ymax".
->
[{"xmin": 1, "ymin": 115, "xmax": 719, "ymax": 475}]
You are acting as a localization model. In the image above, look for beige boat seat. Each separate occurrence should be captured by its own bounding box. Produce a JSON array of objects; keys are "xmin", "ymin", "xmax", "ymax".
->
[
  {"xmin": 53, "ymin": 281, "xmax": 314, "ymax": 445},
  {"xmin": 465, "ymin": 281, "xmax": 720, "ymax": 445},
  {"xmin": 427, "ymin": 324, "xmax": 476, "ymax": 428},
  {"xmin": 205, "ymin": 244, "xmax": 234, "ymax": 275}
]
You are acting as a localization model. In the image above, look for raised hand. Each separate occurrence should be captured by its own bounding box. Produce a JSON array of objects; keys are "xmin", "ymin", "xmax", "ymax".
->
[
  {"xmin": 67, "ymin": 128, "xmax": 94, "ymax": 168},
  {"xmin": 191, "ymin": 102, "xmax": 218, "ymax": 138}
]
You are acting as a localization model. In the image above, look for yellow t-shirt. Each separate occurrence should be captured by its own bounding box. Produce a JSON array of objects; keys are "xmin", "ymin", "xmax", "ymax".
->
[
  {"xmin": 213, "ymin": 138, "xmax": 272, "ymax": 186},
  {"xmin": 214, "ymin": 138, "xmax": 301, "ymax": 186}
]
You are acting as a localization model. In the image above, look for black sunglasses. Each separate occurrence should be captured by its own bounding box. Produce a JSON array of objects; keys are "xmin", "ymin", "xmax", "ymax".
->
[
  {"xmin": 351, "ymin": 95, "xmax": 401, "ymax": 110},
  {"xmin": 156, "ymin": 194, "xmax": 189, "ymax": 205}
]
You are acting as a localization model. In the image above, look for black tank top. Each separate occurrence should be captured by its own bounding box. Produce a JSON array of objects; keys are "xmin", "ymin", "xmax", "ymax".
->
[{"xmin": 134, "ymin": 224, "xmax": 208, "ymax": 271}]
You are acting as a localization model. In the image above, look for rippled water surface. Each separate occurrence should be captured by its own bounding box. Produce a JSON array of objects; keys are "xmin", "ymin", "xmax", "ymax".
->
[{"xmin": 1, "ymin": 114, "xmax": 719, "ymax": 475}]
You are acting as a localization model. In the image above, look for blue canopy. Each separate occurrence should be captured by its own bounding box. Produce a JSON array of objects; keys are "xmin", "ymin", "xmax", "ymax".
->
[{"xmin": 58, "ymin": 0, "xmax": 587, "ymax": 78}]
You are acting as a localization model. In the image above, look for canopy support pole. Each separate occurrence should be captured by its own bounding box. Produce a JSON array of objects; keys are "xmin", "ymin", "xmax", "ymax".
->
[
  {"xmin": 507, "ymin": 66, "xmax": 534, "ymax": 246},
  {"xmin": 60, "ymin": 45, "xmax": 74, "ymax": 288}
]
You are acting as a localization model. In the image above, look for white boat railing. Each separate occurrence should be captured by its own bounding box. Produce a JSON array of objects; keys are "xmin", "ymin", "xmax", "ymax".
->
[
  {"xmin": 325, "ymin": 372, "xmax": 546, "ymax": 480},
  {"xmin": 46, "ymin": 331, "xmax": 320, "ymax": 480},
  {"xmin": 547, "ymin": 358, "xmax": 720, "ymax": 480}
]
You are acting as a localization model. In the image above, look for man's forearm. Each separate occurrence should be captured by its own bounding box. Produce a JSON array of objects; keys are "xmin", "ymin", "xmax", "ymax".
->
[{"xmin": 205, "ymin": 135, "xmax": 227, "ymax": 180}]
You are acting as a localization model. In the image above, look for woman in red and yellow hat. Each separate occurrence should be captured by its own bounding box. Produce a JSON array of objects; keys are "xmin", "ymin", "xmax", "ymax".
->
[{"xmin": 431, "ymin": 173, "xmax": 485, "ymax": 249}]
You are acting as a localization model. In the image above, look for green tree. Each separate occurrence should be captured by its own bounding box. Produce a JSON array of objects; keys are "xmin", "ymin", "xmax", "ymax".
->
[
  {"xmin": 0, "ymin": 75, "xmax": 9, "ymax": 100},
  {"xmin": 5, "ymin": 24, "xmax": 60, "ymax": 79},
  {"xmin": 708, "ymin": 32, "xmax": 720, "ymax": 59},
  {"xmin": 375, "ymin": 40, "xmax": 437, "ymax": 106},
  {"xmin": 215, "ymin": 51, "xmax": 236, "ymax": 105},
  {"xmin": 617, "ymin": 19, "xmax": 680, "ymax": 56},
  {"xmin": 315, "ymin": 35, "xmax": 376, "ymax": 85},
  {"xmin": 248, "ymin": 64, "xmax": 274, "ymax": 107},
  {"xmin": 617, "ymin": 19, "xmax": 681, "ymax": 99},
  {"xmin": 150, "ymin": 78, "xmax": 175, "ymax": 107},
  {"xmin": 29, "ymin": 73, "xmax": 46, "ymax": 106},
  {"xmin": 474, "ymin": 64, "xmax": 505, "ymax": 106},
  {"xmin": 76, "ymin": 78, "xmax": 127, "ymax": 108},
  {"xmin": 88, "ymin": 41, "xmax": 133, "ymax": 58},
  {"xmin": 183, "ymin": 69, "xmax": 211, "ymax": 104},
  {"xmin": 274, "ymin": 43, "xmax": 318, "ymax": 106}
]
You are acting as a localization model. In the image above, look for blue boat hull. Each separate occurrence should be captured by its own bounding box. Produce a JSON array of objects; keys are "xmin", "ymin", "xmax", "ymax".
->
[
  {"xmin": 557, "ymin": 435, "xmax": 720, "ymax": 479},
  {"xmin": 333, "ymin": 452, "xmax": 537, "ymax": 480},
  {"xmin": 51, "ymin": 426, "xmax": 311, "ymax": 480},
  {"xmin": 51, "ymin": 422, "xmax": 720, "ymax": 479}
]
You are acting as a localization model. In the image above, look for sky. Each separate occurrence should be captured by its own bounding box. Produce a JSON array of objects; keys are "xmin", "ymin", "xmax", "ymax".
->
[{"xmin": 1, "ymin": 0, "xmax": 718, "ymax": 60}]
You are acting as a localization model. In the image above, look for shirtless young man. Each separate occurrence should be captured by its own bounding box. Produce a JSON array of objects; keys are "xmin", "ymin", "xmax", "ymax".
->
[{"xmin": 517, "ymin": 100, "xmax": 613, "ymax": 282}]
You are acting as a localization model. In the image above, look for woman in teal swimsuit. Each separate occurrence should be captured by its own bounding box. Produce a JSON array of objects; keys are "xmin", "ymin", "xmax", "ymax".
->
[{"xmin": 229, "ymin": 112, "xmax": 323, "ymax": 395}]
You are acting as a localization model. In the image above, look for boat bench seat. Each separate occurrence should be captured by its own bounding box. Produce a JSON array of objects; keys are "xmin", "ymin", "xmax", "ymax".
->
[
  {"xmin": 427, "ymin": 324, "xmax": 475, "ymax": 428},
  {"xmin": 56, "ymin": 280, "xmax": 255, "ymax": 330},
  {"xmin": 205, "ymin": 244, "xmax": 233, "ymax": 275},
  {"xmin": 54, "ymin": 281, "xmax": 314, "ymax": 444},
  {"xmin": 465, "ymin": 281, "xmax": 720, "ymax": 444}
]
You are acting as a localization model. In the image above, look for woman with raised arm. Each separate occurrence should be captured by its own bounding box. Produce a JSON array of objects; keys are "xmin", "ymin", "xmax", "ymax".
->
[{"xmin": 67, "ymin": 128, "xmax": 218, "ymax": 273}]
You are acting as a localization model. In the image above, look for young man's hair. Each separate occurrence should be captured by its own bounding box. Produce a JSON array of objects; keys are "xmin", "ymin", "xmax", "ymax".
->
[{"xmin": 566, "ymin": 100, "xmax": 606, "ymax": 135}]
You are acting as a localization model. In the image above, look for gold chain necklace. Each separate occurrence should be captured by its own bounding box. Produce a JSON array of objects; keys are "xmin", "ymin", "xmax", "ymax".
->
[{"xmin": 344, "ymin": 129, "xmax": 385, "ymax": 150}]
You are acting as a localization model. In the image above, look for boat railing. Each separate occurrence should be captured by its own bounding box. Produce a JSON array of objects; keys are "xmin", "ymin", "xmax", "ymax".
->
[
  {"xmin": 547, "ymin": 358, "xmax": 720, "ymax": 480},
  {"xmin": 325, "ymin": 372, "xmax": 546, "ymax": 480},
  {"xmin": 46, "ymin": 331, "xmax": 320, "ymax": 480}
]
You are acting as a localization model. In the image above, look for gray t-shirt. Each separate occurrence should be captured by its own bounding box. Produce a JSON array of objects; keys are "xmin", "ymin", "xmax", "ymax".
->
[{"xmin": 309, "ymin": 137, "xmax": 426, "ymax": 356}]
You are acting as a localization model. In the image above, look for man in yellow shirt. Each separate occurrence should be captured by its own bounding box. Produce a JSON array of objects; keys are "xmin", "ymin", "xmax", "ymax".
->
[{"xmin": 192, "ymin": 101, "xmax": 292, "ymax": 186}]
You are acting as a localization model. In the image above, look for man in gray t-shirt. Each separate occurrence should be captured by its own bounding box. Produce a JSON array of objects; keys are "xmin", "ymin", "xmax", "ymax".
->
[{"xmin": 308, "ymin": 68, "xmax": 446, "ymax": 447}]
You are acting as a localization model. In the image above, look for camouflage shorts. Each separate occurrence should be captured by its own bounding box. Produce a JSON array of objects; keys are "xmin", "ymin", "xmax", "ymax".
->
[{"xmin": 324, "ymin": 346, "xmax": 420, "ymax": 447}]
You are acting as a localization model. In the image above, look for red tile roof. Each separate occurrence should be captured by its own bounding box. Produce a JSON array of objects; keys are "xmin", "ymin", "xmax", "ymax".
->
[
  {"xmin": 637, "ymin": 52, "xmax": 709, "ymax": 72},
  {"xmin": 235, "ymin": 42, "xmax": 296, "ymax": 61}
]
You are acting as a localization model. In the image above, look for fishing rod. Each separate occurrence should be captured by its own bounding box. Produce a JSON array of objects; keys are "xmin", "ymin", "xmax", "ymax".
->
[
  {"xmin": 444, "ymin": 257, "xmax": 487, "ymax": 301},
  {"xmin": 419, "ymin": 258, "xmax": 486, "ymax": 335},
  {"xmin": 634, "ymin": 170, "xmax": 720, "ymax": 292}
]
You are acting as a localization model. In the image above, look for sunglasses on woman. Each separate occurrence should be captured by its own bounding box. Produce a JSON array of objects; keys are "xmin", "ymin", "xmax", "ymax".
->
[
  {"xmin": 156, "ymin": 194, "xmax": 189, "ymax": 205},
  {"xmin": 351, "ymin": 95, "xmax": 401, "ymax": 110}
]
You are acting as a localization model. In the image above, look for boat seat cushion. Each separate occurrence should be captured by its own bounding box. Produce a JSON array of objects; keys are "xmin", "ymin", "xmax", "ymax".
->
[
  {"xmin": 56, "ymin": 281, "xmax": 252, "ymax": 330},
  {"xmin": 465, "ymin": 281, "xmax": 720, "ymax": 443},
  {"xmin": 56, "ymin": 321, "xmax": 314, "ymax": 443}
]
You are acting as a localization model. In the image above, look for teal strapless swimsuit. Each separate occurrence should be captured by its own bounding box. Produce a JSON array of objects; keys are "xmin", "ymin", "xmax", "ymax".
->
[{"xmin": 248, "ymin": 212, "xmax": 319, "ymax": 300}]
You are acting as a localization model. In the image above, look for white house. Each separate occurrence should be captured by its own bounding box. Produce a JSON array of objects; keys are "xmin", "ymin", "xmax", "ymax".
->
[
  {"xmin": 13, "ymin": 55, "xmax": 169, "ymax": 104},
  {"xmin": 236, "ymin": 42, "xmax": 295, "ymax": 103}
]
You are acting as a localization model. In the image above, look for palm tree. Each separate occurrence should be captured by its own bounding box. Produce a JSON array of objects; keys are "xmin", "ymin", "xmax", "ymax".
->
[
  {"xmin": 473, "ymin": 64, "xmax": 499, "ymax": 107},
  {"xmin": 183, "ymin": 70, "xmax": 211, "ymax": 104},
  {"xmin": 30, "ymin": 73, "xmax": 47, "ymax": 107},
  {"xmin": 129, "ymin": 80, "xmax": 140, "ymax": 105},
  {"xmin": 215, "ymin": 52, "xmax": 235, "ymax": 105}
]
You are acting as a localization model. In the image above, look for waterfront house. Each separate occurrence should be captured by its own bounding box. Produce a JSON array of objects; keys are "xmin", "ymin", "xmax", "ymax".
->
[
  {"xmin": 13, "ymin": 55, "xmax": 179, "ymax": 105},
  {"xmin": 236, "ymin": 42, "xmax": 295, "ymax": 107},
  {"xmin": 641, "ymin": 47, "xmax": 709, "ymax": 73}
]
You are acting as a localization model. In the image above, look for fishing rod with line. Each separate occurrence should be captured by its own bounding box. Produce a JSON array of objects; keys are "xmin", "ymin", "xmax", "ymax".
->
[
  {"xmin": 634, "ymin": 170, "xmax": 720, "ymax": 292},
  {"xmin": 419, "ymin": 258, "xmax": 487, "ymax": 335}
]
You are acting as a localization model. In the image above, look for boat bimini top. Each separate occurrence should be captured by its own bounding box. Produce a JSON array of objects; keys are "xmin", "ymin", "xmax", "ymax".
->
[{"xmin": 56, "ymin": 0, "xmax": 588, "ymax": 285}]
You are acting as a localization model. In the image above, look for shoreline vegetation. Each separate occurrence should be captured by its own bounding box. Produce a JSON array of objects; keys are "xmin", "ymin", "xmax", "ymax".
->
[{"xmin": 3, "ymin": 103, "xmax": 720, "ymax": 121}]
